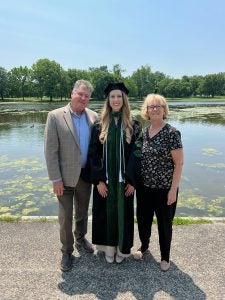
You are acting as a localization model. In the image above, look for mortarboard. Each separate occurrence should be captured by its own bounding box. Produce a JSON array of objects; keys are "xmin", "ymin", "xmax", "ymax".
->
[{"xmin": 104, "ymin": 82, "xmax": 129, "ymax": 97}]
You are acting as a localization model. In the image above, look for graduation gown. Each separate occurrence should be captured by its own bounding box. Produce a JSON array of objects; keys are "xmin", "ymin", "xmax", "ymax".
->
[{"xmin": 88, "ymin": 118, "xmax": 142, "ymax": 254}]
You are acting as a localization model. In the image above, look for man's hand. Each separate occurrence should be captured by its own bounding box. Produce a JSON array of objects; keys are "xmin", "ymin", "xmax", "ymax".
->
[{"xmin": 53, "ymin": 181, "xmax": 64, "ymax": 196}]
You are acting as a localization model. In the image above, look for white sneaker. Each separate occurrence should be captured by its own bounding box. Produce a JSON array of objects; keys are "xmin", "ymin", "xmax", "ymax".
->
[
  {"xmin": 105, "ymin": 254, "xmax": 114, "ymax": 263},
  {"xmin": 160, "ymin": 260, "xmax": 170, "ymax": 271},
  {"xmin": 115, "ymin": 254, "xmax": 125, "ymax": 263}
]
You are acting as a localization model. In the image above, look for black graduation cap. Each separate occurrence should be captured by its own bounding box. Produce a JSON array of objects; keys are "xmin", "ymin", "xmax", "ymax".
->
[{"xmin": 104, "ymin": 82, "xmax": 129, "ymax": 97}]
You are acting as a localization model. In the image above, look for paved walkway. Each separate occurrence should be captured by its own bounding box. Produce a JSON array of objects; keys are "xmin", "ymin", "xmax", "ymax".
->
[{"xmin": 0, "ymin": 221, "xmax": 225, "ymax": 299}]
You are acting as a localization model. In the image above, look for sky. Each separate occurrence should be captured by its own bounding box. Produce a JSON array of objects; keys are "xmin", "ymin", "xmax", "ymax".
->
[{"xmin": 1, "ymin": 0, "xmax": 225, "ymax": 78}]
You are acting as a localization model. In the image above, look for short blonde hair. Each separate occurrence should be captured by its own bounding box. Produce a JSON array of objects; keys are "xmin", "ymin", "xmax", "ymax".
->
[{"xmin": 140, "ymin": 94, "xmax": 169, "ymax": 120}]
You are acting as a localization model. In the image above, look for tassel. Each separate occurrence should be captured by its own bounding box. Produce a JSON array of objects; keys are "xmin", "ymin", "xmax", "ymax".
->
[{"xmin": 119, "ymin": 170, "xmax": 123, "ymax": 182}]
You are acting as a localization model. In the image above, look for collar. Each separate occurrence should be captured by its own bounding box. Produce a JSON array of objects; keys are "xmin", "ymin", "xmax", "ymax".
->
[{"xmin": 69, "ymin": 104, "xmax": 85, "ymax": 118}]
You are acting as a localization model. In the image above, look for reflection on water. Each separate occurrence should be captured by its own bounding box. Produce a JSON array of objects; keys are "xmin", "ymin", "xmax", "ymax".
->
[{"xmin": 0, "ymin": 101, "xmax": 225, "ymax": 217}]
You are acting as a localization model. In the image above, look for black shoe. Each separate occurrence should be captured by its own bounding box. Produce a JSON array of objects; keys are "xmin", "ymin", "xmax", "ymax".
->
[
  {"xmin": 140, "ymin": 246, "xmax": 148, "ymax": 254},
  {"xmin": 76, "ymin": 238, "xmax": 94, "ymax": 253},
  {"xmin": 61, "ymin": 253, "xmax": 73, "ymax": 272}
]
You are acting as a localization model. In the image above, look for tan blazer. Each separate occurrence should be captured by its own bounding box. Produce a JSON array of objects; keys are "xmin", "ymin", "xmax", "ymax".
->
[{"xmin": 44, "ymin": 104, "xmax": 98, "ymax": 187}]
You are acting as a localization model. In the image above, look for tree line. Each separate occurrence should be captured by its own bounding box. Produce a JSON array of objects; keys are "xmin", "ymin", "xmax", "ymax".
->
[{"xmin": 0, "ymin": 58, "xmax": 225, "ymax": 101}]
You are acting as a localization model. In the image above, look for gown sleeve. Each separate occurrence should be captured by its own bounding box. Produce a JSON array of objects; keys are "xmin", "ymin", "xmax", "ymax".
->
[
  {"xmin": 124, "ymin": 120, "xmax": 142, "ymax": 188},
  {"xmin": 87, "ymin": 123, "xmax": 106, "ymax": 185}
]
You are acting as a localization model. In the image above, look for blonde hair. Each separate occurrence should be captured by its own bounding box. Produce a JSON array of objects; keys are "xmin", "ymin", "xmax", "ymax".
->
[
  {"xmin": 140, "ymin": 93, "xmax": 169, "ymax": 120},
  {"xmin": 99, "ymin": 92, "xmax": 133, "ymax": 144}
]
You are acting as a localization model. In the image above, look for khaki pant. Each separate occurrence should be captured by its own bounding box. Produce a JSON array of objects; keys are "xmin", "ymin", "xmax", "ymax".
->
[{"xmin": 58, "ymin": 177, "xmax": 92, "ymax": 254}]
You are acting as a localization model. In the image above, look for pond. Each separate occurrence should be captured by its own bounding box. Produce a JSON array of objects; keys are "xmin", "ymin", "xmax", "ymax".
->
[{"xmin": 0, "ymin": 100, "xmax": 225, "ymax": 217}]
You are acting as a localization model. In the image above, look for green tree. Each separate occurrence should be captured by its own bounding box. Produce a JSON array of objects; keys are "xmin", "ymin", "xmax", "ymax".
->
[
  {"xmin": 55, "ymin": 69, "xmax": 70, "ymax": 100},
  {"xmin": 180, "ymin": 78, "xmax": 192, "ymax": 97},
  {"xmin": 89, "ymin": 66, "xmax": 116, "ymax": 99},
  {"xmin": 153, "ymin": 71, "xmax": 167, "ymax": 93},
  {"xmin": 200, "ymin": 73, "xmax": 225, "ymax": 97},
  {"xmin": 165, "ymin": 80, "xmax": 181, "ymax": 97},
  {"xmin": 0, "ymin": 67, "xmax": 8, "ymax": 100},
  {"xmin": 112, "ymin": 64, "xmax": 125, "ymax": 81},
  {"xmin": 158, "ymin": 78, "xmax": 192, "ymax": 98},
  {"xmin": 123, "ymin": 77, "xmax": 137, "ymax": 99},
  {"xmin": 188, "ymin": 75, "xmax": 204, "ymax": 96},
  {"xmin": 32, "ymin": 58, "xmax": 62, "ymax": 101},
  {"xmin": 67, "ymin": 68, "xmax": 90, "ymax": 92},
  {"xmin": 131, "ymin": 65, "xmax": 155, "ymax": 99},
  {"xmin": 157, "ymin": 77, "xmax": 173, "ymax": 96},
  {"xmin": 9, "ymin": 66, "xmax": 31, "ymax": 100}
]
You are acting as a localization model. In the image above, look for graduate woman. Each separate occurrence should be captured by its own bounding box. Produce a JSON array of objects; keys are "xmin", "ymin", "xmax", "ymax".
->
[{"xmin": 88, "ymin": 82, "xmax": 142, "ymax": 263}]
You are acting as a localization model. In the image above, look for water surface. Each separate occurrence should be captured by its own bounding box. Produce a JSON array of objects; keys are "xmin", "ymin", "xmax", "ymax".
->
[{"xmin": 0, "ymin": 100, "xmax": 225, "ymax": 217}]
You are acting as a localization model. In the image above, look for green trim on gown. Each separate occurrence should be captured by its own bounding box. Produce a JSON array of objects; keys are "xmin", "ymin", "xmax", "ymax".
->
[{"xmin": 106, "ymin": 114, "xmax": 124, "ymax": 249}]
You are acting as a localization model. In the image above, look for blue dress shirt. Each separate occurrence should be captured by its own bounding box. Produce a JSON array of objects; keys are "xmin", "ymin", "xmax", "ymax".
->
[{"xmin": 70, "ymin": 109, "xmax": 90, "ymax": 168}]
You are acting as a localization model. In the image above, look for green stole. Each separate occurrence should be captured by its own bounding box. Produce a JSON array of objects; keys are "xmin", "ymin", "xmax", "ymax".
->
[{"xmin": 106, "ymin": 112, "xmax": 125, "ymax": 250}]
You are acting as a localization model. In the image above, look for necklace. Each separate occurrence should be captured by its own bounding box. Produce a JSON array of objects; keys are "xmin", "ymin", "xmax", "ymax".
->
[{"xmin": 149, "ymin": 123, "xmax": 165, "ymax": 138}]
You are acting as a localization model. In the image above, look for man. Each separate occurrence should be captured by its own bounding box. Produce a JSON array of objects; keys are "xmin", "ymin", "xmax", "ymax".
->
[{"xmin": 44, "ymin": 79, "xmax": 98, "ymax": 272}]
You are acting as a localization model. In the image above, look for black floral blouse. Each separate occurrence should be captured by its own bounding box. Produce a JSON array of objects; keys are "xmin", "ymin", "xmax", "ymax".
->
[{"xmin": 141, "ymin": 123, "xmax": 183, "ymax": 189}]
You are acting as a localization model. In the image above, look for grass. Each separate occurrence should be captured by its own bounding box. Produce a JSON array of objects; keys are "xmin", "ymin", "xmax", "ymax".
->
[
  {"xmin": 0, "ymin": 215, "xmax": 22, "ymax": 222},
  {"xmin": 0, "ymin": 216, "xmax": 223, "ymax": 224},
  {"xmin": 0, "ymin": 215, "xmax": 57, "ymax": 222},
  {"xmin": 134, "ymin": 216, "xmax": 214, "ymax": 225},
  {"xmin": 172, "ymin": 217, "xmax": 213, "ymax": 225},
  {"xmin": 1, "ymin": 96, "xmax": 225, "ymax": 103},
  {"xmin": 166, "ymin": 96, "xmax": 225, "ymax": 101},
  {"xmin": 0, "ymin": 97, "xmax": 67, "ymax": 102}
]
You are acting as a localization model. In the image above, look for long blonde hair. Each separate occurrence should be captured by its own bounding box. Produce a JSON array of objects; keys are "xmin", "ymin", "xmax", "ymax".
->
[{"xmin": 99, "ymin": 92, "xmax": 133, "ymax": 144}]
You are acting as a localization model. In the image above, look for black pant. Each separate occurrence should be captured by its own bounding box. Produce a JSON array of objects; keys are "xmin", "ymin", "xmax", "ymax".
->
[{"xmin": 136, "ymin": 186, "xmax": 177, "ymax": 262}]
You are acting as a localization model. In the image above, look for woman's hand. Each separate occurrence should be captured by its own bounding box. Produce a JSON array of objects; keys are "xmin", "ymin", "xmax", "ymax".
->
[
  {"xmin": 97, "ymin": 181, "xmax": 108, "ymax": 198},
  {"xmin": 167, "ymin": 188, "xmax": 177, "ymax": 205},
  {"xmin": 125, "ymin": 184, "xmax": 135, "ymax": 197}
]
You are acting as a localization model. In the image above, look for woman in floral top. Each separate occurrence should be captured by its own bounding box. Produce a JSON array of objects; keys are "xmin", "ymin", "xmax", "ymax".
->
[{"xmin": 134, "ymin": 94, "xmax": 184, "ymax": 272}]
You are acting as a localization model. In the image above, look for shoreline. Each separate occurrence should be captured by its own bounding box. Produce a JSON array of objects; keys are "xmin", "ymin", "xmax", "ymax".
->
[{"xmin": 0, "ymin": 215, "xmax": 224, "ymax": 223}]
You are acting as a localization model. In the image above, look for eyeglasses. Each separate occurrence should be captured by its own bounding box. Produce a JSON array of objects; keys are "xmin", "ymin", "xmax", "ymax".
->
[{"xmin": 147, "ymin": 105, "xmax": 163, "ymax": 110}]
